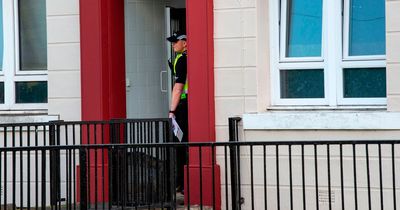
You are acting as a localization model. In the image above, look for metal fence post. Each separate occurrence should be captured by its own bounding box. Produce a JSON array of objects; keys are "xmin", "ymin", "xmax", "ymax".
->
[
  {"xmin": 49, "ymin": 122, "xmax": 60, "ymax": 206},
  {"xmin": 80, "ymin": 148, "xmax": 88, "ymax": 210},
  {"xmin": 229, "ymin": 117, "xmax": 242, "ymax": 210}
]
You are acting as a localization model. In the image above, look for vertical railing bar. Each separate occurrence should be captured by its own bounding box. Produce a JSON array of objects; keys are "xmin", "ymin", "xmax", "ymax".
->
[
  {"xmin": 264, "ymin": 145, "xmax": 267, "ymax": 210},
  {"xmin": 186, "ymin": 145, "xmax": 190, "ymax": 210},
  {"xmin": 237, "ymin": 145, "xmax": 242, "ymax": 210},
  {"xmin": 289, "ymin": 145, "xmax": 293, "ymax": 210},
  {"xmin": 35, "ymin": 125, "xmax": 38, "ymax": 210},
  {"xmin": 301, "ymin": 144, "xmax": 306, "ymax": 210},
  {"xmin": 155, "ymin": 122, "xmax": 161, "ymax": 208},
  {"xmin": 0, "ymin": 151, "xmax": 1, "ymax": 209},
  {"xmin": 0, "ymin": 150, "xmax": 2, "ymax": 208},
  {"xmin": 57, "ymin": 124, "xmax": 61, "ymax": 210},
  {"xmin": 199, "ymin": 146, "xmax": 203, "ymax": 210},
  {"xmin": 129, "ymin": 122, "xmax": 137, "ymax": 205},
  {"xmin": 73, "ymin": 125, "xmax": 77, "ymax": 210},
  {"xmin": 41, "ymin": 148, "xmax": 46, "ymax": 210},
  {"xmin": 79, "ymin": 124, "xmax": 83, "ymax": 145},
  {"xmin": 143, "ymin": 123, "xmax": 148, "ymax": 205},
  {"xmin": 68, "ymin": 148, "xmax": 72, "ymax": 210},
  {"xmin": 366, "ymin": 144, "xmax": 371, "ymax": 210},
  {"xmin": 27, "ymin": 126, "xmax": 31, "ymax": 210},
  {"xmin": 148, "ymin": 122, "xmax": 153, "ymax": 208},
  {"xmin": 129, "ymin": 123, "xmax": 134, "ymax": 206},
  {"xmin": 56, "ymin": 125, "xmax": 61, "ymax": 210},
  {"xmin": 131, "ymin": 122, "xmax": 135, "ymax": 205},
  {"xmin": 12, "ymin": 126, "xmax": 16, "ymax": 210},
  {"xmin": 340, "ymin": 144, "xmax": 345, "ymax": 210},
  {"xmin": 378, "ymin": 143, "xmax": 384, "ymax": 210},
  {"xmin": 3, "ymin": 127, "xmax": 7, "ymax": 210},
  {"xmin": 135, "ymin": 124, "xmax": 139, "ymax": 206},
  {"xmin": 314, "ymin": 144, "xmax": 319, "ymax": 210},
  {"xmin": 94, "ymin": 124, "xmax": 98, "ymax": 210},
  {"xmin": 65, "ymin": 125, "xmax": 71, "ymax": 210},
  {"xmin": 86, "ymin": 124, "xmax": 91, "ymax": 209},
  {"xmin": 116, "ymin": 146, "xmax": 120, "ymax": 208},
  {"xmin": 392, "ymin": 143, "xmax": 397, "ymax": 210},
  {"xmin": 224, "ymin": 145, "xmax": 229, "ymax": 210},
  {"xmin": 140, "ymin": 122, "xmax": 144, "ymax": 204},
  {"xmin": 276, "ymin": 145, "xmax": 280, "ymax": 210},
  {"xmin": 353, "ymin": 144, "xmax": 358, "ymax": 210},
  {"xmin": 327, "ymin": 144, "xmax": 332, "ymax": 210},
  {"xmin": 136, "ymin": 123, "xmax": 140, "ymax": 205},
  {"xmin": 80, "ymin": 148, "xmax": 88, "ymax": 210},
  {"xmin": 19, "ymin": 126, "xmax": 23, "ymax": 210},
  {"xmin": 101, "ymin": 123, "xmax": 105, "ymax": 210},
  {"xmin": 108, "ymin": 147, "xmax": 113, "ymax": 210},
  {"xmin": 124, "ymin": 146, "xmax": 128, "ymax": 210},
  {"xmin": 250, "ymin": 145, "xmax": 255, "ymax": 210},
  {"xmin": 212, "ymin": 145, "xmax": 216, "ymax": 210}
]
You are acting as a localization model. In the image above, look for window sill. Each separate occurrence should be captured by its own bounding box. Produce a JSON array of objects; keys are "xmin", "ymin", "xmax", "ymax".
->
[
  {"xmin": 243, "ymin": 110, "xmax": 400, "ymax": 130},
  {"xmin": 267, "ymin": 105, "xmax": 387, "ymax": 111},
  {"xmin": 0, "ymin": 111, "xmax": 58, "ymax": 124}
]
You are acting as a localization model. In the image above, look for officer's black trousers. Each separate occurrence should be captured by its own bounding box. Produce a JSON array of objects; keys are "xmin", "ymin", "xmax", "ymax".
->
[{"xmin": 174, "ymin": 98, "xmax": 188, "ymax": 192}]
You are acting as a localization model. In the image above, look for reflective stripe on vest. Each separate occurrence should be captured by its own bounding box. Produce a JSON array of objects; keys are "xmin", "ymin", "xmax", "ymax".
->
[{"xmin": 173, "ymin": 52, "xmax": 188, "ymax": 99}]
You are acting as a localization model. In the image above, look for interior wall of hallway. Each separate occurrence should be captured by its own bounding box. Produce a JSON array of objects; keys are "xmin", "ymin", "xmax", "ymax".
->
[{"xmin": 47, "ymin": 0, "xmax": 82, "ymax": 121}]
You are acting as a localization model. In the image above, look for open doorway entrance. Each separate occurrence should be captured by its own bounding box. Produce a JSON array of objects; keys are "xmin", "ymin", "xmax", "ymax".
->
[{"xmin": 124, "ymin": 0, "xmax": 186, "ymax": 119}]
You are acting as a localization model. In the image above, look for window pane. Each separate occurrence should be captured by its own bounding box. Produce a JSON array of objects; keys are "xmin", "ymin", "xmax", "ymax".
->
[
  {"xmin": 343, "ymin": 68, "xmax": 386, "ymax": 98},
  {"xmin": 0, "ymin": 82, "xmax": 3, "ymax": 104},
  {"xmin": 280, "ymin": 69, "xmax": 324, "ymax": 98},
  {"xmin": 0, "ymin": 0, "xmax": 3, "ymax": 71},
  {"xmin": 19, "ymin": 0, "xmax": 47, "ymax": 70},
  {"xmin": 349, "ymin": 0, "xmax": 385, "ymax": 56},
  {"xmin": 286, "ymin": 0, "xmax": 322, "ymax": 57},
  {"xmin": 15, "ymin": 81, "xmax": 47, "ymax": 103}
]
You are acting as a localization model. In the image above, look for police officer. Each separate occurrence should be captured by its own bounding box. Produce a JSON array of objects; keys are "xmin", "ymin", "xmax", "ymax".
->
[{"xmin": 167, "ymin": 31, "xmax": 188, "ymax": 193}]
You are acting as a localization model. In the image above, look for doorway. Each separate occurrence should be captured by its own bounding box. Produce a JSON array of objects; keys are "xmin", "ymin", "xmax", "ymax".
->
[{"xmin": 124, "ymin": 0, "xmax": 186, "ymax": 119}]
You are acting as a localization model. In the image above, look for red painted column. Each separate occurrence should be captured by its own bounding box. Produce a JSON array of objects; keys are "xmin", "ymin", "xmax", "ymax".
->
[
  {"xmin": 186, "ymin": 0, "xmax": 220, "ymax": 209},
  {"xmin": 80, "ymin": 0, "xmax": 126, "ymax": 202}
]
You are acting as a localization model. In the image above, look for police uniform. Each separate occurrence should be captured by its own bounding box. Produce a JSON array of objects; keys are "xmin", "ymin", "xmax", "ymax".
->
[
  {"xmin": 167, "ymin": 32, "xmax": 188, "ymax": 192},
  {"xmin": 172, "ymin": 51, "xmax": 188, "ymax": 144}
]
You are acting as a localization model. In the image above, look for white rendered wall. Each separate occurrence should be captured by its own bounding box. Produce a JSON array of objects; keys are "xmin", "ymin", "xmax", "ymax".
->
[
  {"xmin": 47, "ymin": 0, "xmax": 81, "ymax": 121},
  {"xmin": 214, "ymin": 0, "xmax": 400, "ymax": 209},
  {"xmin": 387, "ymin": 0, "xmax": 400, "ymax": 111}
]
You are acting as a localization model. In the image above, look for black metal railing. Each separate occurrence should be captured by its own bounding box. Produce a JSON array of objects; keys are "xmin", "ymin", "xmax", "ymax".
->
[
  {"xmin": 0, "ymin": 118, "xmax": 173, "ymax": 209},
  {"xmin": 0, "ymin": 118, "xmax": 399, "ymax": 210},
  {"xmin": 1, "ymin": 140, "xmax": 399, "ymax": 210}
]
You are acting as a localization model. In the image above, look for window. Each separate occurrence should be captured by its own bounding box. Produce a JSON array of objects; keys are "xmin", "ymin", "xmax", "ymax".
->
[
  {"xmin": 271, "ymin": 0, "xmax": 386, "ymax": 106},
  {"xmin": 0, "ymin": 0, "xmax": 47, "ymax": 110}
]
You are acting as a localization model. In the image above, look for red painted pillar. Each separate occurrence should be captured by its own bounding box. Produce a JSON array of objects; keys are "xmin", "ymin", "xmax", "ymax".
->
[
  {"xmin": 80, "ymin": 0, "xmax": 126, "ymax": 202},
  {"xmin": 186, "ymin": 0, "xmax": 220, "ymax": 209}
]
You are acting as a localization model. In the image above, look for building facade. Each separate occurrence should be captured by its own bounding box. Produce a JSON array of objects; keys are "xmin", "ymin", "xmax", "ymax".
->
[{"xmin": 1, "ymin": 0, "xmax": 399, "ymax": 209}]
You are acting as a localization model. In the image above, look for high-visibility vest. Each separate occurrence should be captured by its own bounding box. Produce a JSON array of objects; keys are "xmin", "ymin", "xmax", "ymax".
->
[{"xmin": 173, "ymin": 52, "xmax": 188, "ymax": 99}]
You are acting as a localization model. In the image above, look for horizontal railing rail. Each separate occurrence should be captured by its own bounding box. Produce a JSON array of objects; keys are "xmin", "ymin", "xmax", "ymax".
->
[
  {"xmin": 0, "ymin": 140, "xmax": 399, "ymax": 210},
  {"xmin": 0, "ymin": 118, "xmax": 173, "ymax": 147}
]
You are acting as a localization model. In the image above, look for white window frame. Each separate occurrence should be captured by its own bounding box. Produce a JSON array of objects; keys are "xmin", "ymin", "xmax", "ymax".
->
[
  {"xmin": 0, "ymin": 0, "xmax": 48, "ymax": 110},
  {"xmin": 279, "ymin": 0, "xmax": 325, "ymax": 63},
  {"xmin": 270, "ymin": 0, "xmax": 386, "ymax": 107}
]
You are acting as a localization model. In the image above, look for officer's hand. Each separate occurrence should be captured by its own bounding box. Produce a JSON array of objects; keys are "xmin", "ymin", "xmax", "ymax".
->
[{"xmin": 169, "ymin": 112, "xmax": 175, "ymax": 118}]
